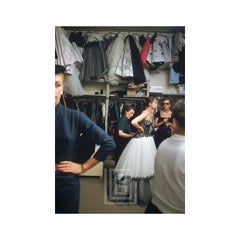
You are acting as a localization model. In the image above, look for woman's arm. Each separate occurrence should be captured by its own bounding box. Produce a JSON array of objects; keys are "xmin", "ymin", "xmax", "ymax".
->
[
  {"xmin": 154, "ymin": 117, "xmax": 165, "ymax": 128},
  {"xmin": 167, "ymin": 120, "xmax": 176, "ymax": 129},
  {"xmin": 118, "ymin": 130, "xmax": 135, "ymax": 138},
  {"xmin": 166, "ymin": 113, "xmax": 177, "ymax": 128},
  {"xmin": 131, "ymin": 112, "xmax": 147, "ymax": 133},
  {"xmin": 77, "ymin": 111, "xmax": 116, "ymax": 161},
  {"xmin": 56, "ymin": 157, "xmax": 100, "ymax": 175}
]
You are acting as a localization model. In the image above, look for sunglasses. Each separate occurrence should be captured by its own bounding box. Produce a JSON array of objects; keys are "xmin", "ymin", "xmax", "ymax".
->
[{"xmin": 162, "ymin": 102, "xmax": 170, "ymax": 105}]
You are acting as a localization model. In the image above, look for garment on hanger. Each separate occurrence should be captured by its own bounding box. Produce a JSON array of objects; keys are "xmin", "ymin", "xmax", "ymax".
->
[
  {"xmin": 102, "ymin": 33, "xmax": 118, "ymax": 51},
  {"xmin": 146, "ymin": 33, "xmax": 171, "ymax": 67},
  {"xmin": 69, "ymin": 31, "xmax": 86, "ymax": 48},
  {"xmin": 78, "ymin": 99, "xmax": 104, "ymax": 129},
  {"xmin": 60, "ymin": 94, "xmax": 77, "ymax": 110},
  {"xmin": 105, "ymin": 32, "xmax": 125, "ymax": 85},
  {"xmin": 79, "ymin": 32, "xmax": 108, "ymax": 82},
  {"xmin": 132, "ymin": 33, "xmax": 142, "ymax": 52},
  {"xmin": 172, "ymin": 32, "xmax": 185, "ymax": 63},
  {"xmin": 107, "ymin": 33, "xmax": 146, "ymax": 85},
  {"xmin": 64, "ymin": 62, "xmax": 86, "ymax": 96},
  {"xmin": 55, "ymin": 27, "xmax": 83, "ymax": 74},
  {"xmin": 139, "ymin": 34, "xmax": 146, "ymax": 48},
  {"xmin": 173, "ymin": 46, "xmax": 185, "ymax": 75},
  {"xmin": 129, "ymin": 35, "xmax": 146, "ymax": 85},
  {"xmin": 169, "ymin": 63, "xmax": 180, "ymax": 84},
  {"xmin": 171, "ymin": 32, "xmax": 185, "ymax": 84},
  {"xmin": 141, "ymin": 36, "xmax": 151, "ymax": 69},
  {"xmin": 115, "ymin": 35, "xmax": 134, "ymax": 78}
]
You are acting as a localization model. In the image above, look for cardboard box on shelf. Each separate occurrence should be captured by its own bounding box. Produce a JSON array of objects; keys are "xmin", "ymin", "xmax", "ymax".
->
[{"xmin": 127, "ymin": 90, "xmax": 136, "ymax": 96}]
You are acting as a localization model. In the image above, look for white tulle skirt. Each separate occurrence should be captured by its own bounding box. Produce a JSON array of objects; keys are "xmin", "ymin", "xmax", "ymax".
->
[{"xmin": 114, "ymin": 136, "xmax": 156, "ymax": 180}]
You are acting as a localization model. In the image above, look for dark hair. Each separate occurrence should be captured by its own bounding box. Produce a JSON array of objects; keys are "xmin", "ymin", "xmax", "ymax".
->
[
  {"xmin": 125, "ymin": 104, "xmax": 136, "ymax": 112},
  {"xmin": 173, "ymin": 98, "xmax": 185, "ymax": 129},
  {"xmin": 145, "ymin": 96, "xmax": 156, "ymax": 106},
  {"xmin": 161, "ymin": 97, "xmax": 171, "ymax": 105},
  {"xmin": 55, "ymin": 65, "xmax": 66, "ymax": 74}
]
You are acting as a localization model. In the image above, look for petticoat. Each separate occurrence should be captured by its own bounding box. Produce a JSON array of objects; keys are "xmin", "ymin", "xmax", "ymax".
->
[{"xmin": 114, "ymin": 136, "xmax": 156, "ymax": 180}]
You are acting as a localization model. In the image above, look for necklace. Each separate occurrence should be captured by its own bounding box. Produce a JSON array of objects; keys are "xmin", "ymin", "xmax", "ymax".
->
[{"xmin": 161, "ymin": 110, "xmax": 171, "ymax": 117}]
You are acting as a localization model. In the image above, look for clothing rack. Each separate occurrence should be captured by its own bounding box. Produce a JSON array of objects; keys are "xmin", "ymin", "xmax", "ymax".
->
[
  {"xmin": 70, "ymin": 95, "xmax": 146, "ymax": 131},
  {"xmin": 70, "ymin": 93, "xmax": 185, "ymax": 131}
]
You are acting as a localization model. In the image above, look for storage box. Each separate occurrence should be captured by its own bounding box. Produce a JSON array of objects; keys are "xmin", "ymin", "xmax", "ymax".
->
[
  {"xmin": 150, "ymin": 86, "xmax": 164, "ymax": 93},
  {"xmin": 178, "ymin": 85, "xmax": 185, "ymax": 94},
  {"xmin": 127, "ymin": 90, "xmax": 136, "ymax": 96}
]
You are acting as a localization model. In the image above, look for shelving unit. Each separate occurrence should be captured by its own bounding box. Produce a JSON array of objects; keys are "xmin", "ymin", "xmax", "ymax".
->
[{"xmin": 61, "ymin": 26, "xmax": 185, "ymax": 132}]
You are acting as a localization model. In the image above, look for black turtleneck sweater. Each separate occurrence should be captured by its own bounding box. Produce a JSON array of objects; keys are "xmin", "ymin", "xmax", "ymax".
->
[{"xmin": 55, "ymin": 102, "xmax": 116, "ymax": 164}]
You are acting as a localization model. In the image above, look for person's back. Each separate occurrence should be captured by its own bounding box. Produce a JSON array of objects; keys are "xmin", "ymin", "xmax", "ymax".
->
[
  {"xmin": 151, "ymin": 134, "xmax": 185, "ymax": 213},
  {"xmin": 145, "ymin": 98, "xmax": 185, "ymax": 213}
]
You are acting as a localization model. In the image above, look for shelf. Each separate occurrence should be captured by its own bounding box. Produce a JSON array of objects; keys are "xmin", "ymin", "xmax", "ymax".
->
[
  {"xmin": 63, "ymin": 26, "xmax": 185, "ymax": 34},
  {"xmin": 72, "ymin": 94, "xmax": 106, "ymax": 100},
  {"xmin": 150, "ymin": 93, "xmax": 185, "ymax": 96},
  {"xmin": 82, "ymin": 78, "xmax": 105, "ymax": 83},
  {"xmin": 72, "ymin": 94, "xmax": 147, "ymax": 101}
]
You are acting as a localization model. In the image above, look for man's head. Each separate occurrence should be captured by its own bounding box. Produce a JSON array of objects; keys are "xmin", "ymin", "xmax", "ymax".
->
[{"xmin": 55, "ymin": 65, "xmax": 65, "ymax": 106}]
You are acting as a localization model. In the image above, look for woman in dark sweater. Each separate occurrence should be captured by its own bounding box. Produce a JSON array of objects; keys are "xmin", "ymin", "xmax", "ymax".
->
[{"xmin": 55, "ymin": 65, "xmax": 116, "ymax": 213}]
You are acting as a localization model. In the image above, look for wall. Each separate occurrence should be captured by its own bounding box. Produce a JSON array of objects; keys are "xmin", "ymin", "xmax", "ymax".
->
[{"xmin": 148, "ymin": 69, "xmax": 179, "ymax": 94}]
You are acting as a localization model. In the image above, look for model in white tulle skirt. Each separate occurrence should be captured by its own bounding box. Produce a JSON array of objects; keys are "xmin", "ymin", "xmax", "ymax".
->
[{"xmin": 112, "ymin": 101, "xmax": 158, "ymax": 206}]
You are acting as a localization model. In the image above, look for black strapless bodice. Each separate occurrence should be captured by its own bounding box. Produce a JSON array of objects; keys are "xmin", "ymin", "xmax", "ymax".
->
[{"xmin": 134, "ymin": 120, "xmax": 155, "ymax": 138}]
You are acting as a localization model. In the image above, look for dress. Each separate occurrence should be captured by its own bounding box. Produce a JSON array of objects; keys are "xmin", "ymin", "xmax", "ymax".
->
[
  {"xmin": 79, "ymin": 33, "xmax": 108, "ymax": 83},
  {"xmin": 55, "ymin": 27, "xmax": 83, "ymax": 74},
  {"xmin": 105, "ymin": 32, "xmax": 125, "ymax": 85},
  {"xmin": 113, "ymin": 119, "xmax": 156, "ymax": 205},
  {"xmin": 64, "ymin": 62, "xmax": 86, "ymax": 96},
  {"xmin": 154, "ymin": 111, "xmax": 173, "ymax": 148},
  {"xmin": 115, "ymin": 35, "xmax": 134, "ymax": 78},
  {"xmin": 114, "ymin": 119, "xmax": 156, "ymax": 179}
]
